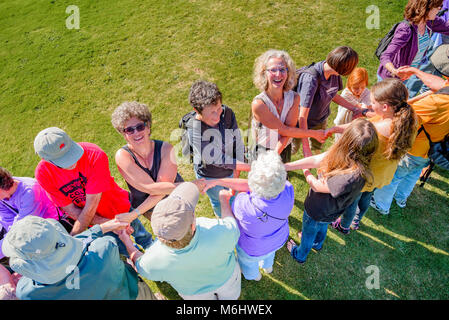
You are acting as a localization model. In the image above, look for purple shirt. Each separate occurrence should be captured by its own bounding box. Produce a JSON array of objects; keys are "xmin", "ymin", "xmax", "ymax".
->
[
  {"xmin": 231, "ymin": 181, "xmax": 294, "ymax": 257},
  {"xmin": 378, "ymin": 16, "xmax": 449, "ymax": 79},
  {"xmin": 0, "ymin": 177, "xmax": 59, "ymax": 258}
]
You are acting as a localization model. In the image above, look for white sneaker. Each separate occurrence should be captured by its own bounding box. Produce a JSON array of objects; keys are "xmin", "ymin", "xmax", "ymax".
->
[
  {"xmin": 395, "ymin": 198, "xmax": 407, "ymax": 208},
  {"xmin": 253, "ymin": 273, "xmax": 262, "ymax": 281},
  {"xmin": 262, "ymin": 267, "xmax": 273, "ymax": 274}
]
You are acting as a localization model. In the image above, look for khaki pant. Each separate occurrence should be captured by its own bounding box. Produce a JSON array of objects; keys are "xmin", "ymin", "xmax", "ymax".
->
[
  {"xmin": 291, "ymin": 121, "xmax": 327, "ymax": 154},
  {"xmin": 136, "ymin": 279, "xmax": 157, "ymax": 300}
]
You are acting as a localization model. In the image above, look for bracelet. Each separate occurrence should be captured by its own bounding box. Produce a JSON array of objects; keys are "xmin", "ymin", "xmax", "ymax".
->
[
  {"xmin": 133, "ymin": 208, "xmax": 141, "ymax": 216},
  {"xmin": 130, "ymin": 250, "xmax": 139, "ymax": 262}
]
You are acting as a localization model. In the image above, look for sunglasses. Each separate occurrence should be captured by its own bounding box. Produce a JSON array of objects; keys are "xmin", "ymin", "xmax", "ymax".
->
[{"xmin": 123, "ymin": 122, "xmax": 147, "ymax": 135}]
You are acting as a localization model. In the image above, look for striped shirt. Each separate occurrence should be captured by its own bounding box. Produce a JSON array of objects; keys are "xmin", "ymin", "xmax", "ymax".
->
[{"xmin": 411, "ymin": 28, "xmax": 431, "ymax": 68}]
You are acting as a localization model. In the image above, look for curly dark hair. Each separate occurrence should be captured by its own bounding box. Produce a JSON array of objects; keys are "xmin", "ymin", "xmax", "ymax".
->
[
  {"xmin": 0, "ymin": 167, "xmax": 14, "ymax": 191},
  {"xmin": 188, "ymin": 80, "xmax": 222, "ymax": 114}
]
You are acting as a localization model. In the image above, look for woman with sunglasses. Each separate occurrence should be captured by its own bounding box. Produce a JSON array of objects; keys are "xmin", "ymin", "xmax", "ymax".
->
[
  {"xmin": 250, "ymin": 50, "xmax": 327, "ymax": 163},
  {"xmin": 203, "ymin": 150, "xmax": 294, "ymax": 282},
  {"xmin": 378, "ymin": 0, "xmax": 449, "ymax": 94},
  {"xmin": 111, "ymin": 101, "xmax": 184, "ymax": 223}
]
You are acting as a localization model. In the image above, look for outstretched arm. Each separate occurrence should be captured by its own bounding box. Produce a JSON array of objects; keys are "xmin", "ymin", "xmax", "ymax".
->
[
  {"xmin": 203, "ymin": 178, "xmax": 250, "ymax": 193},
  {"xmin": 302, "ymin": 169, "xmax": 330, "ymax": 193},
  {"xmin": 397, "ymin": 66, "xmax": 447, "ymax": 92},
  {"xmin": 284, "ymin": 152, "xmax": 328, "ymax": 171}
]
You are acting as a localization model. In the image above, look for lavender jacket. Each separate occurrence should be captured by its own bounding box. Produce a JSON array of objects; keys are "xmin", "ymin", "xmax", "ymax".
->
[{"xmin": 378, "ymin": 16, "xmax": 449, "ymax": 79}]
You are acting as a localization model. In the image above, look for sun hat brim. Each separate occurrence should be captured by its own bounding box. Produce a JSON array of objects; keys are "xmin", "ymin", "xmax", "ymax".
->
[{"xmin": 3, "ymin": 219, "xmax": 85, "ymax": 285}]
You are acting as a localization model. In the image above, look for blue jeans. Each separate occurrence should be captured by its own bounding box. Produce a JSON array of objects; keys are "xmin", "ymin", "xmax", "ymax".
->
[
  {"xmin": 372, "ymin": 153, "xmax": 430, "ymax": 212},
  {"xmin": 236, "ymin": 245, "xmax": 276, "ymax": 280},
  {"xmin": 290, "ymin": 211, "xmax": 329, "ymax": 263},
  {"xmin": 195, "ymin": 171, "xmax": 235, "ymax": 217},
  {"xmin": 108, "ymin": 217, "xmax": 153, "ymax": 256},
  {"xmin": 340, "ymin": 191, "xmax": 373, "ymax": 228}
]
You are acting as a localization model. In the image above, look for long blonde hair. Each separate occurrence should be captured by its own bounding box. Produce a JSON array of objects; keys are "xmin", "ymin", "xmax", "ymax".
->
[
  {"xmin": 319, "ymin": 118, "xmax": 378, "ymax": 186},
  {"xmin": 371, "ymin": 78, "xmax": 418, "ymax": 160}
]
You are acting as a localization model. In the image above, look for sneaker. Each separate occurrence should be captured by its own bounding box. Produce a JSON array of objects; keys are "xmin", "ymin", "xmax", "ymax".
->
[
  {"xmin": 369, "ymin": 197, "xmax": 389, "ymax": 215},
  {"xmin": 331, "ymin": 218, "xmax": 350, "ymax": 235},
  {"xmin": 395, "ymin": 198, "xmax": 407, "ymax": 208},
  {"xmin": 350, "ymin": 220, "xmax": 360, "ymax": 230},
  {"xmin": 253, "ymin": 273, "xmax": 262, "ymax": 281},
  {"xmin": 262, "ymin": 267, "xmax": 273, "ymax": 274}
]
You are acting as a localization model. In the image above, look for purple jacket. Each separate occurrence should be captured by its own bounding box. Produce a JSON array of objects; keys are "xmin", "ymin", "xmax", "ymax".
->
[{"xmin": 378, "ymin": 16, "xmax": 449, "ymax": 79}]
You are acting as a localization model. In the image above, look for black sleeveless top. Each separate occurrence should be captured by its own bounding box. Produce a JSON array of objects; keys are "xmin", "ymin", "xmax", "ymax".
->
[{"xmin": 121, "ymin": 140, "xmax": 184, "ymax": 212}]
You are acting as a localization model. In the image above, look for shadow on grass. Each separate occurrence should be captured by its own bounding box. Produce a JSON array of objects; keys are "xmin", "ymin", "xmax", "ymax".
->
[
  {"xmin": 154, "ymin": 281, "xmax": 181, "ymax": 300},
  {"xmin": 420, "ymin": 167, "xmax": 449, "ymax": 194}
]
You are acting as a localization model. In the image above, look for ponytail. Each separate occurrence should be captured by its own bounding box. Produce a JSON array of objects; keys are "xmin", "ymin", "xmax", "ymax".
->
[
  {"xmin": 371, "ymin": 78, "xmax": 418, "ymax": 161},
  {"xmin": 386, "ymin": 101, "xmax": 418, "ymax": 160}
]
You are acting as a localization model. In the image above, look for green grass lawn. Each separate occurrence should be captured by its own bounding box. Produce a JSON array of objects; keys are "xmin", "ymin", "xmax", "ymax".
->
[{"xmin": 0, "ymin": 0, "xmax": 448, "ymax": 300}]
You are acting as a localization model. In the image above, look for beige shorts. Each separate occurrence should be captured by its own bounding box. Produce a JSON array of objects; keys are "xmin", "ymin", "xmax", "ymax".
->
[{"xmin": 136, "ymin": 278, "xmax": 157, "ymax": 300}]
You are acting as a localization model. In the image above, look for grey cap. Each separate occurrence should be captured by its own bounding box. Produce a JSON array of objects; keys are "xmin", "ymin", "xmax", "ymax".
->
[
  {"xmin": 151, "ymin": 182, "xmax": 199, "ymax": 241},
  {"xmin": 34, "ymin": 127, "xmax": 84, "ymax": 168}
]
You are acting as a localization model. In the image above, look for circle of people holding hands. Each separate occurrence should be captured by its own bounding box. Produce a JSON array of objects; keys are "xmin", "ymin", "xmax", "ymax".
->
[{"xmin": 0, "ymin": 0, "xmax": 448, "ymax": 300}]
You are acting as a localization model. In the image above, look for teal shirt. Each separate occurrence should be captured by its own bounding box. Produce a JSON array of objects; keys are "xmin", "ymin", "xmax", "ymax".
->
[
  {"xmin": 136, "ymin": 217, "xmax": 240, "ymax": 296},
  {"xmin": 16, "ymin": 225, "xmax": 139, "ymax": 300}
]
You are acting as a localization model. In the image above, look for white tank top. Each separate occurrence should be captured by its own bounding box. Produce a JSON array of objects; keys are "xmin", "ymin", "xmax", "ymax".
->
[{"xmin": 251, "ymin": 90, "xmax": 295, "ymax": 150}]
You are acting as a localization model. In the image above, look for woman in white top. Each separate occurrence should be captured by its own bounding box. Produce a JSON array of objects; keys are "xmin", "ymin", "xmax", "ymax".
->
[{"xmin": 251, "ymin": 50, "xmax": 326, "ymax": 162}]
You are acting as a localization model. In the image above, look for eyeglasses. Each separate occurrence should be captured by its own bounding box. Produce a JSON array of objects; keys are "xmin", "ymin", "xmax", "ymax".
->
[
  {"xmin": 266, "ymin": 67, "xmax": 288, "ymax": 75},
  {"xmin": 123, "ymin": 122, "xmax": 147, "ymax": 135}
]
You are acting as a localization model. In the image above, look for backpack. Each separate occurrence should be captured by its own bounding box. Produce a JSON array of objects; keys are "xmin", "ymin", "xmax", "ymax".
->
[
  {"xmin": 375, "ymin": 20, "xmax": 412, "ymax": 60},
  {"xmin": 418, "ymin": 86, "xmax": 449, "ymax": 186},
  {"xmin": 178, "ymin": 105, "xmax": 235, "ymax": 163}
]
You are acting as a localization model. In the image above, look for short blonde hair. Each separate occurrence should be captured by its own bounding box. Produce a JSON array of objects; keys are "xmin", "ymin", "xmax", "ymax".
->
[
  {"xmin": 248, "ymin": 150, "xmax": 287, "ymax": 199},
  {"xmin": 111, "ymin": 101, "xmax": 152, "ymax": 134},
  {"xmin": 158, "ymin": 228, "xmax": 195, "ymax": 249},
  {"xmin": 253, "ymin": 50, "xmax": 297, "ymax": 92}
]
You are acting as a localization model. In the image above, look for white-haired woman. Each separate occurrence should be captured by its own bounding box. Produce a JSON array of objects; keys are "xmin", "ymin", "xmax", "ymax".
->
[
  {"xmin": 203, "ymin": 151, "xmax": 294, "ymax": 281},
  {"xmin": 251, "ymin": 49, "xmax": 326, "ymax": 162}
]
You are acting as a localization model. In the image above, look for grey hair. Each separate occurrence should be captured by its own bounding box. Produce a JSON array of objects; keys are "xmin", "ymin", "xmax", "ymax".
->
[
  {"xmin": 248, "ymin": 150, "xmax": 287, "ymax": 199},
  {"xmin": 253, "ymin": 49, "xmax": 297, "ymax": 92},
  {"xmin": 111, "ymin": 101, "xmax": 152, "ymax": 134}
]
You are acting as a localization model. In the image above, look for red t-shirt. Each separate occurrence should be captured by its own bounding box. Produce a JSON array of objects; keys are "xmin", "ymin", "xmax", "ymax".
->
[{"xmin": 35, "ymin": 142, "xmax": 131, "ymax": 219}]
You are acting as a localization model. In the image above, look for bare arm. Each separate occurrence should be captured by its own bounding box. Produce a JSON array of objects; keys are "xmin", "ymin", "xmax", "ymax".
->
[
  {"xmin": 252, "ymin": 99, "xmax": 325, "ymax": 141},
  {"xmin": 407, "ymin": 90, "xmax": 433, "ymax": 104},
  {"xmin": 303, "ymin": 169, "xmax": 330, "ymax": 193},
  {"xmin": 398, "ymin": 66, "xmax": 447, "ymax": 92},
  {"xmin": 284, "ymin": 152, "xmax": 328, "ymax": 171},
  {"xmin": 67, "ymin": 193, "xmax": 102, "ymax": 235},
  {"xmin": 115, "ymin": 146, "xmax": 179, "ymax": 196},
  {"xmin": 116, "ymin": 143, "xmax": 180, "ymax": 223},
  {"xmin": 298, "ymin": 106, "xmax": 312, "ymax": 156},
  {"xmin": 219, "ymin": 190, "xmax": 236, "ymax": 219},
  {"xmin": 332, "ymin": 94, "xmax": 360, "ymax": 116},
  {"xmin": 204, "ymin": 178, "xmax": 250, "ymax": 193}
]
